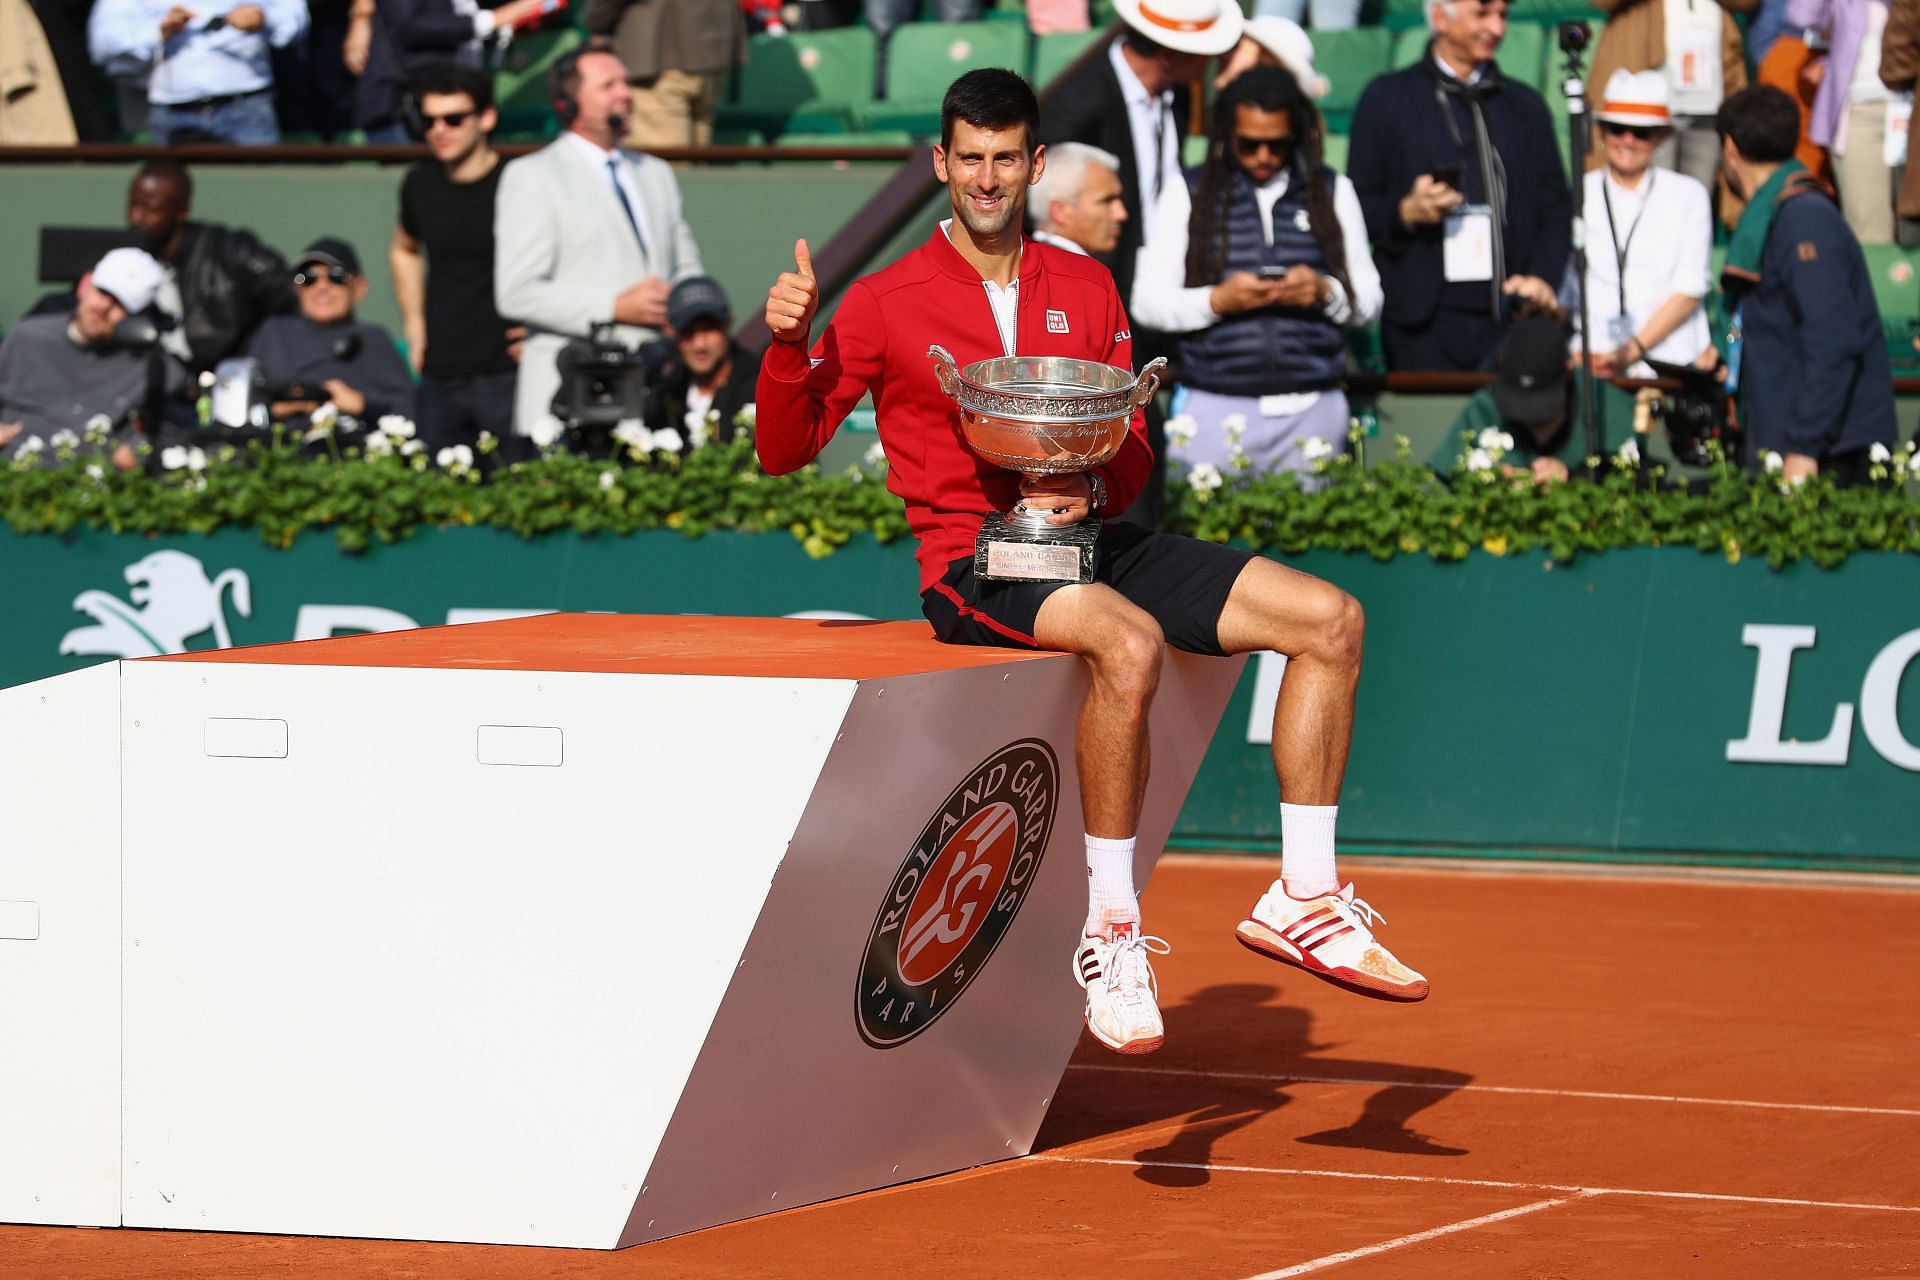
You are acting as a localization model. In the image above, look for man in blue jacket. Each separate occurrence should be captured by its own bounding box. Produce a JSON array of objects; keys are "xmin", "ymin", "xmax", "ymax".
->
[{"xmin": 1716, "ymin": 85, "xmax": 1897, "ymax": 485}]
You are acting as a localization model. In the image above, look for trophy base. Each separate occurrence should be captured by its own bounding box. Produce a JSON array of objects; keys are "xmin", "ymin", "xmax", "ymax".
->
[{"xmin": 973, "ymin": 510, "xmax": 1101, "ymax": 583}]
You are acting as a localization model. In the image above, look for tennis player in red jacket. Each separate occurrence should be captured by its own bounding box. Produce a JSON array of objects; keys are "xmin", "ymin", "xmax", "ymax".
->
[{"xmin": 757, "ymin": 69, "xmax": 1427, "ymax": 1056}]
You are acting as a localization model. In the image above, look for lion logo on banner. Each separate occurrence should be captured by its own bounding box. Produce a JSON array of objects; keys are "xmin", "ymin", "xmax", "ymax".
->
[{"xmin": 59, "ymin": 550, "xmax": 253, "ymax": 658}]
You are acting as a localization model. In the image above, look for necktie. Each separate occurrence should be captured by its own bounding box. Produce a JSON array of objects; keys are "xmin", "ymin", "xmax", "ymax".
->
[{"xmin": 606, "ymin": 155, "xmax": 648, "ymax": 257}]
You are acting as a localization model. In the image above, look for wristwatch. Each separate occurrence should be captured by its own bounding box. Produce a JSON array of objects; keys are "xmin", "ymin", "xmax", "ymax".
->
[{"xmin": 1086, "ymin": 471, "xmax": 1109, "ymax": 515}]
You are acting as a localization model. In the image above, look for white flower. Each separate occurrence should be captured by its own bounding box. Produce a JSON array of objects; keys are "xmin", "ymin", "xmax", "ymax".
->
[
  {"xmin": 160, "ymin": 444, "xmax": 188, "ymax": 470},
  {"xmin": 1617, "ymin": 437, "xmax": 1641, "ymax": 466},
  {"xmin": 1788, "ymin": 471, "xmax": 1807, "ymax": 488},
  {"xmin": 364, "ymin": 431, "xmax": 394, "ymax": 458},
  {"xmin": 400, "ymin": 438, "xmax": 425, "ymax": 456},
  {"xmin": 476, "ymin": 430, "xmax": 498, "ymax": 454},
  {"xmin": 84, "ymin": 414, "xmax": 113, "ymax": 441},
  {"xmin": 1221, "ymin": 413, "xmax": 1247, "ymax": 444},
  {"xmin": 1762, "ymin": 450, "xmax": 1784, "ymax": 474},
  {"xmin": 1301, "ymin": 436, "xmax": 1334, "ymax": 462},
  {"xmin": 1477, "ymin": 427, "xmax": 1515, "ymax": 454},
  {"xmin": 309, "ymin": 402, "xmax": 339, "ymax": 431},
  {"xmin": 85, "ymin": 464, "xmax": 104, "ymax": 481},
  {"xmin": 686, "ymin": 410, "xmax": 711, "ymax": 449},
  {"xmin": 1187, "ymin": 462, "xmax": 1223, "ymax": 494},
  {"xmin": 1465, "ymin": 447, "xmax": 1494, "ymax": 473},
  {"xmin": 1910, "ymin": 449, "xmax": 1920, "ymax": 476},
  {"xmin": 197, "ymin": 370, "xmax": 216, "ymax": 389},
  {"xmin": 376, "ymin": 414, "xmax": 416, "ymax": 439},
  {"xmin": 1164, "ymin": 413, "xmax": 1198, "ymax": 447},
  {"xmin": 649, "ymin": 427, "xmax": 684, "ymax": 454},
  {"xmin": 1869, "ymin": 441, "xmax": 1892, "ymax": 464},
  {"xmin": 613, "ymin": 419, "xmax": 650, "ymax": 449},
  {"xmin": 598, "ymin": 469, "xmax": 618, "ymax": 490},
  {"xmin": 49, "ymin": 429, "xmax": 79, "ymax": 450},
  {"xmin": 436, "ymin": 444, "xmax": 474, "ymax": 471},
  {"xmin": 734, "ymin": 402, "xmax": 756, "ymax": 429},
  {"xmin": 864, "ymin": 440, "xmax": 887, "ymax": 468},
  {"xmin": 526, "ymin": 415, "xmax": 564, "ymax": 448}
]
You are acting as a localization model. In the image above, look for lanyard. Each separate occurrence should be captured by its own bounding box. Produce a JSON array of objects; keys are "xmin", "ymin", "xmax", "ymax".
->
[{"xmin": 1600, "ymin": 171, "xmax": 1654, "ymax": 319}]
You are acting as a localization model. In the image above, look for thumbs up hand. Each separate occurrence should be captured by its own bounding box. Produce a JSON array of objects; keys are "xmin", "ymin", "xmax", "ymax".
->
[{"xmin": 766, "ymin": 238, "xmax": 820, "ymax": 345}]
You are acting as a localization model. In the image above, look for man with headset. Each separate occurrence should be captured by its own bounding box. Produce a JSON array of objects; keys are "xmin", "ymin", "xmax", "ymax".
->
[{"xmin": 494, "ymin": 45, "xmax": 705, "ymax": 440}]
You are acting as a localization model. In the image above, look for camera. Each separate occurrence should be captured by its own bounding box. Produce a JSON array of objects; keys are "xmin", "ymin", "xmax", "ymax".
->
[
  {"xmin": 553, "ymin": 324, "xmax": 650, "ymax": 445},
  {"xmin": 1642, "ymin": 358, "xmax": 1737, "ymax": 467},
  {"xmin": 1557, "ymin": 21, "xmax": 1590, "ymax": 55}
]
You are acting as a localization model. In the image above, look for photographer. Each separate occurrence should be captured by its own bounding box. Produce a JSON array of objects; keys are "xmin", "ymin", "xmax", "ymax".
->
[
  {"xmin": 1347, "ymin": 0, "xmax": 1571, "ymax": 372},
  {"xmin": 0, "ymin": 248, "xmax": 185, "ymax": 469},
  {"xmin": 247, "ymin": 238, "xmax": 415, "ymax": 434},
  {"xmin": 640, "ymin": 276, "xmax": 758, "ymax": 451},
  {"xmin": 1131, "ymin": 66, "xmax": 1380, "ymax": 477}
]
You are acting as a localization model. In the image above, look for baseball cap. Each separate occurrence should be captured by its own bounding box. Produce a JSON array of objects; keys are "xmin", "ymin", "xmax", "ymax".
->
[
  {"xmin": 1490, "ymin": 314, "xmax": 1571, "ymax": 426},
  {"xmin": 90, "ymin": 247, "xmax": 164, "ymax": 313},
  {"xmin": 1111, "ymin": 0, "xmax": 1243, "ymax": 58},
  {"xmin": 296, "ymin": 236, "xmax": 363, "ymax": 276},
  {"xmin": 668, "ymin": 276, "xmax": 732, "ymax": 331}
]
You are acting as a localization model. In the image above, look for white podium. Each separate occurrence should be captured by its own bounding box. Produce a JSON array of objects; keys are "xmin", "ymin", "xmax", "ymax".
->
[{"xmin": 0, "ymin": 615, "xmax": 1242, "ymax": 1248}]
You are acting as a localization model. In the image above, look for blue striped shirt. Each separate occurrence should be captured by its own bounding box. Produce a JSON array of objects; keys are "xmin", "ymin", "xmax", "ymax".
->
[{"xmin": 88, "ymin": 0, "xmax": 310, "ymax": 105}]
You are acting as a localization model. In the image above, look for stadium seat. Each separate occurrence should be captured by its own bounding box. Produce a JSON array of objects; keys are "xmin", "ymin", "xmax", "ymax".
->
[
  {"xmin": 494, "ymin": 26, "xmax": 583, "ymax": 140},
  {"xmin": 1322, "ymin": 131, "xmax": 1351, "ymax": 174},
  {"xmin": 1313, "ymin": 27, "xmax": 1394, "ymax": 131},
  {"xmin": 858, "ymin": 21, "xmax": 1030, "ymax": 134},
  {"xmin": 1495, "ymin": 21, "xmax": 1548, "ymax": 91},
  {"xmin": 718, "ymin": 28, "xmax": 877, "ymax": 139},
  {"xmin": 1862, "ymin": 243, "xmax": 1920, "ymax": 370},
  {"xmin": 1033, "ymin": 28, "xmax": 1106, "ymax": 87},
  {"xmin": 776, "ymin": 130, "xmax": 918, "ymax": 148}
]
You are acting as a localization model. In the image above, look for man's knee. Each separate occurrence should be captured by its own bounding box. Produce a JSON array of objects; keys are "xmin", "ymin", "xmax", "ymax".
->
[
  {"xmin": 1312, "ymin": 590, "xmax": 1365, "ymax": 668},
  {"xmin": 1090, "ymin": 615, "xmax": 1164, "ymax": 702}
]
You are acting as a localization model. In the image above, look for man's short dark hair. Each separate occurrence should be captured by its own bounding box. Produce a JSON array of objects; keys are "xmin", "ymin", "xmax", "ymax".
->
[
  {"xmin": 135, "ymin": 158, "xmax": 192, "ymax": 202},
  {"xmin": 414, "ymin": 63, "xmax": 494, "ymax": 113},
  {"xmin": 940, "ymin": 68, "xmax": 1039, "ymax": 152},
  {"xmin": 1715, "ymin": 85, "xmax": 1800, "ymax": 164}
]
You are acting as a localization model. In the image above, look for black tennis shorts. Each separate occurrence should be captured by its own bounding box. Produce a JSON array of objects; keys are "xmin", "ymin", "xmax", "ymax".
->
[{"xmin": 921, "ymin": 521, "xmax": 1257, "ymax": 657}]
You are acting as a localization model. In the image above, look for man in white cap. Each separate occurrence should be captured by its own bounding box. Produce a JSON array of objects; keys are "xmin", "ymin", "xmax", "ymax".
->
[
  {"xmin": 1579, "ymin": 68, "xmax": 1713, "ymax": 378},
  {"xmin": 0, "ymin": 247, "xmax": 184, "ymax": 468},
  {"xmin": 1028, "ymin": 141, "xmax": 1131, "ymax": 258},
  {"xmin": 1040, "ymin": 0, "xmax": 1243, "ymax": 526}
]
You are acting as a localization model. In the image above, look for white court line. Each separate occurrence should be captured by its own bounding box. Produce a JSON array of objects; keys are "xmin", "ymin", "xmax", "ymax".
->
[
  {"xmin": 1066, "ymin": 1062, "xmax": 1920, "ymax": 1119},
  {"xmin": 1242, "ymin": 1194, "xmax": 1590, "ymax": 1279},
  {"xmin": 1032, "ymin": 1155, "xmax": 1920, "ymax": 1215},
  {"xmin": 1159, "ymin": 850, "xmax": 1920, "ymax": 893}
]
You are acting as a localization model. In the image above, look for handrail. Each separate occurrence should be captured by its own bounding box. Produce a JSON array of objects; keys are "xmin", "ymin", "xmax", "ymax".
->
[{"xmin": 0, "ymin": 143, "xmax": 915, "ymax": 165}]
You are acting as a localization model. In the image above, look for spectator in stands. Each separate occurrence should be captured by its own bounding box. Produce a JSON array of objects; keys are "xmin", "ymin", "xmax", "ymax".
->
[
  {"xmin": 88, "ymin": 0, "xmax": 309, "ymax": 144},
  {"xmin": 1882, "ymin": 0, "xmax": 1920, "ymax": 234},
  {"xmin": 1027, "ymin": 0, "xmax": 1087, "ymax": 36},
  {"xmin": 1787, "ymin": 0, "xmax": 1899, "ymax": 244},
  {"xmin": 16, "ymin": 0, "xmax": 114, "ymax": 140},
  {"xmin": 1132, "ymin": 67, "xmax": 1381, "ymax": 478},
  {"xmin": 584, "ymin": 0, "xmax": 745, "ymax": 148},
  {"xmin": 125, "ymin": 159, "xmax": 298, "ymax": 373},
  {"xmin": 248, "ymin": 237, "xmax": 417, "ymax": 434},
  {"xmin": 0, "ymin": 0, "xmax": 80, "ymax": 142},
  {"xmin": 272, "ymin": 0, "xmax": 352, "ymax": 140},
  {"xmin": 1433, "ymin": 310, "xmax": 1585, "ymax": 481},
  {"xmin": 1717, "ymin": 84, "xmax": 1896, "ymax": 483},
  {"xmin": 1347, "ymin": 0, "xmax": 1570, "ymax": 372},
  {"xmin": 0, "ymin": 248, "xmax": 182, "ymax": 470},
  {"xmin": 865, "ymin": 0, "xmax": 981, "ymax": 96},
  {"xmin": 391, "ymin": 65, "xmax": 522, "ymax": 456},
  {"xmin": 1577, "ymin": 71, "xmax": 1714, "ymax": 378},
  {"xmin": 1028, "ymin": 142, "xmax": 1129, "ymax": 258},
  {"xmin": 1251, "ymin": 0, "xmax": 1358, "ymax": 35},
  {"xmin": 1216, "ymin": 15, "xmax": 1327, "ymax": 101},
  {"xmin": 1041, "ymin": 0, "xmax": 1244, "ymax": 525},
  {"xmin": 1587, "ymin": 0, "xmax": 1755, "ymax": 198},
  {"xmin": 640, "ymin": 276, "xmax": 759, "ymax": 450},
  {"xmin": 495, "ymin": 47, "xmax": 704, "ymax": 438},
  {"xmin": 347, "ymin": 0, "xmax": 552, "ymax": 143}
]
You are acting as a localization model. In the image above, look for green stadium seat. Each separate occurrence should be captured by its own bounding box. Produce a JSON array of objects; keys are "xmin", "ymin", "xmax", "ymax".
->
[
  {"xmin": 776, "ymin": 130, "xmax": 918, "ymax": 147},
  {"xmin": 1322, "ymin": 131, "xmax": 1351, "ymax": 174},
  {"xmin": 494, "ymin": 26, "xmax": 582, "ymax": 140},
  {"xmin": 1033, "ymin": 28, "xmax": 1106, "ymax": 87},
  {"xmin": 1495, "ymin": 21, "xmax": 1548, "ymax": 92},
  {"xmin": 719, "ymin": 28, "xmax": 877, "ymax": 138},
  {"xmin": 1313, "ymin": 27, "xmax": 1394, "ymax": 130},
  {"xmin": 712, "ymin": 127, "xmax": 769, "ymax": 146},
  {"xmin": 858, "ymin": 20, "xmax": 1029, "ymax": 133}
]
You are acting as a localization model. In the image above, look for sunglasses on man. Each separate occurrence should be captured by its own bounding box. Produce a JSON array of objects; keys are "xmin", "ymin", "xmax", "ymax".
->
[
  {"xmin": 294, "ymin": 265, "xmax": 354, "ymax": 288},
  {"xmin": 1233, "ymin": 134, "xmax": 1292, "ymax": 158},
  {"xmin": 421, "ymin": 109, "xmax": 474, "ymax": 131},
  {"xmin": 1600, "ymin": 121, "xmax": 1660, "ymax": 142}
]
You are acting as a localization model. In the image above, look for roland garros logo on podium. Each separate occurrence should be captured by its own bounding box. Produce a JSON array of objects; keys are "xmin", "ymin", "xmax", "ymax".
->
[{"xmin": 856, "ymin": 739, "xmax": 1060, "ymax": 1048}]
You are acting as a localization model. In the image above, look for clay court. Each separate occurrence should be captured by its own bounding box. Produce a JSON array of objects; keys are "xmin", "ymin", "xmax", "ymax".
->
[{"xmin": 4, "ymin": 854, "xmax": 1916, "ymax": 1278}]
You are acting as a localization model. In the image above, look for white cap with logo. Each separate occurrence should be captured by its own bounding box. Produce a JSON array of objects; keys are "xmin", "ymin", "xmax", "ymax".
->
[{"xmin": 90, "ymin": 247, "xmax": 165, "ymax": 313}]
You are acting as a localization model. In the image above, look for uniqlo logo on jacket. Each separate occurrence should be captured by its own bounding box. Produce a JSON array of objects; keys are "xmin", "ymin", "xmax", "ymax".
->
[{"xmin": 1046, "ymin": 309, "xmax": 1069, "ymax": 333}]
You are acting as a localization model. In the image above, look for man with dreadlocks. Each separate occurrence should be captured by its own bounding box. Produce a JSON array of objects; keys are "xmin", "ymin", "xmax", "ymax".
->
[{"xmin": 1132, "ymin": 65, "xmax": 1381, "ymax": 477}]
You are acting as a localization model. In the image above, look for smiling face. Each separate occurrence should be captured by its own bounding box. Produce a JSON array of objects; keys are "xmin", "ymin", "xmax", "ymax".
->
[
  {"xmin": 1432, "ymin": 0, "xmax": 1508, "ymax": 71},
  {"xmin": 569, "ymin": 51, "xmax": 633, "ymax": 145},
  {"xmin": 934, "ymin": 120, "xmax": 1042, "ymax": 241},
  {"xmin": 1601, "ymin": 120, "xmax": 1664, "ymax": 182},
  {"xmin": 294, "ymin": 262, "xmax": 366, "ymax": 326}
]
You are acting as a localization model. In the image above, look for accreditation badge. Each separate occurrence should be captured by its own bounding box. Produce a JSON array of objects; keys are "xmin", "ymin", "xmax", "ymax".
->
[{"xmin": 1443, "ymin": 204, "xmax": 1495, "ymax": 283}]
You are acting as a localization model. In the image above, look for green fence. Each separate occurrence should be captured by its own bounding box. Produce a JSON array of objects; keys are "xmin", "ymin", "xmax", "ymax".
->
[{"xmin": 7, "ymin": 529, "xmax": 1915, "ymax": 871}]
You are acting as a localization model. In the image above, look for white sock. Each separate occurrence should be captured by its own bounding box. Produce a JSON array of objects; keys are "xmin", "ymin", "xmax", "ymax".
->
[
  {"xmin": 1278, "ymin": 803, "xmax": 1339, "ymax": 899},
  {"xmin": 1085, "ymin": 834, "xmax": 1139, "ymax": 936}
]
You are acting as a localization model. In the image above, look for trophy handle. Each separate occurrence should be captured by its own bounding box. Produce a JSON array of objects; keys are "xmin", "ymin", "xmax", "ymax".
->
[
  {"xmin": 927, "ymin": 344, "xmax": 962, "ymax": 398},
  {"xmin": 1132, "ymin": 357, "xmax": 1169, "ymax": 407}
]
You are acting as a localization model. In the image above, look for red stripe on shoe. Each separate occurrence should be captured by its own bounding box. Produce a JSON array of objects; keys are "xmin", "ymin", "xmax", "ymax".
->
[
  {"xmin": 1283, "ymin": 907, "xmax": 1336, "ymax": 942},
  {"xmin": 1298, "ymin": 922, "xmax": 1356, "ymax": 951}
]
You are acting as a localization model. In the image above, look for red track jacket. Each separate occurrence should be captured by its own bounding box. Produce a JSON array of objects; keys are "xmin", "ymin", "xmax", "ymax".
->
[{"xmin": 756, "ymin": 227, "xmax": 1153, "ymax": 595}]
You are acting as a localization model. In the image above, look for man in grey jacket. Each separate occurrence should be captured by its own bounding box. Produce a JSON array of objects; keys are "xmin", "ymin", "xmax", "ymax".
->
[{"xmin": 494, "ymin": 45, "xmax": 704, "ymax": 439}]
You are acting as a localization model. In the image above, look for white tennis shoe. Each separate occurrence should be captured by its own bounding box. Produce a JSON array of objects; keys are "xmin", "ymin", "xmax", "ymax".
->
[
  {"xmin": 1073, "ymin": 924, "xmax": 1171, "ymax": 1054},
  {"xmin": 1235, "ymin": 883, "xmax": 1429, "ymax": 1002}
]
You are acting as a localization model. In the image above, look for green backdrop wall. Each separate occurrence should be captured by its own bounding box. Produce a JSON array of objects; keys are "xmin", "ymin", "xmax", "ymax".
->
[{"xmin": 7, "ymin": 529, "xmax": 1915, "ymax": 871}]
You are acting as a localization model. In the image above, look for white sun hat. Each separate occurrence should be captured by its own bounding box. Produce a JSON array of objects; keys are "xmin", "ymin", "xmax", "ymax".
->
[
  {"xmin": 1244, "ymin": 15, "xmax": 1326, "ymax": 99},
  {"xmin": 1112, "ymin": 0, "xmax": 1245, "ymax": 58},
  {"xmin": 1596, "ymin": 68, "xmax": 1674, "ymax": 128}
]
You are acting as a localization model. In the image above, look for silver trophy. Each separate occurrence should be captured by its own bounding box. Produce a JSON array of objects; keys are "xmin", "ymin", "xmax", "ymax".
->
[{"xmin": 928, "ymin": 344, "xmax": 1166, "ymax": 583}]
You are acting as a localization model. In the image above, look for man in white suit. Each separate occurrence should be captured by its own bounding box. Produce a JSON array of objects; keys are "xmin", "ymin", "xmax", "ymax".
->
[{"xmin": 495, "ymin": 46, "xmax": 704, "ymax": 439}]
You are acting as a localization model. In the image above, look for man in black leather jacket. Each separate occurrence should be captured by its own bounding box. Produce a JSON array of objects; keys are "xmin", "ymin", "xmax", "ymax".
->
[{"xmin": 125, "ymin": 159, "xmax": 297, "ymax": 375}]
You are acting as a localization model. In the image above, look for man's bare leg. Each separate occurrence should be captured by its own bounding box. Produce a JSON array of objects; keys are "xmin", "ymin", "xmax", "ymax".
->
[{"xmin": 1215, "ymin": 558, "xmax": 1428, "ymax": 1001}]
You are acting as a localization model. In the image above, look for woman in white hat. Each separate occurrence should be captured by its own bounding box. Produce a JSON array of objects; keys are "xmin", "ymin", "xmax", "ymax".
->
[{"xmin": 1580, "ymin": 68, "xmax": 1715, "ymax": 377}]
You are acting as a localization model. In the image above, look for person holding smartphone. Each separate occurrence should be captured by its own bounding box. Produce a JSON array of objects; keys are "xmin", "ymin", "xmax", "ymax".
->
[{"xmin": 1130, "ymin": 65, "xmax": 1381, "ymax": 479}]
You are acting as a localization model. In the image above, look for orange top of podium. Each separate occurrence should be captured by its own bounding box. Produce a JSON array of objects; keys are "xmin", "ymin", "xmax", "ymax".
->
[{"xmin": 149, "ymin": 614, "xmax": 1066, "ymax": 680}]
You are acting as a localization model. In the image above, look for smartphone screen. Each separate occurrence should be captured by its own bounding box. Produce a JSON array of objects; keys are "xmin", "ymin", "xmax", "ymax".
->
[{"xmin": 1258, "ymin": 264, "xmax": 1289, "ymax": 278}]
